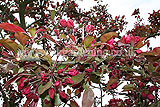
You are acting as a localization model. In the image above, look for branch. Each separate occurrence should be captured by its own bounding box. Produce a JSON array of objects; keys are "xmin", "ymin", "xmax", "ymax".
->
[{"xmin": 0, "ymin": 83, "xmax": 10, "ymax": 107}]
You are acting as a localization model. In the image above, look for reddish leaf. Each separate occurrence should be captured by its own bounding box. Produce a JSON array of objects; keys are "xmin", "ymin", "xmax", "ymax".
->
[
  {"xmin": 14, "ymin": 32, "xmax": 29, "ymax": 46},
  {"xmin": 0, "ymin": 23, "xmax": 25, "ymax": 32},
  {"xmin": 70, "ymin": 100, "xmax": 79, "ymax": 107},
  {"xmin": 0, "ymin": 39, "xmax": 18, "ymax": 53},
  {"xmin": 152, "ymin": 47, "xmax": 160, "ymax": 55},
  {"xmin": 100, "ymin": 32, "xmax": 118, "ymax": 43},
  {"xmin": 42, "ymin": 34, "xmax": 60, "ymax": 46},
  {"xmin": 75, "ymin": 89, "xmax": 81, "ymax": 96},
  {"xmin": 49, "ymin": 88, "xmax": 55, "ymax": 99},
  {"xmin": 69, "ymin": 34, "xmax": 76, "ymax": 42},
  {"xmin": 3, "ymin": 73, "xmax": 23, "ymax": 89},
  {"xmin": 107, "ymin": 77, "xmax": 118, "ymax": 89},
  {"xmin": 24, "ymin": 98, "xmax": 32, "ymax": 107},
  {"xmin": 82, "ymin": 89, "xmax": 94, "ymax": 107}
]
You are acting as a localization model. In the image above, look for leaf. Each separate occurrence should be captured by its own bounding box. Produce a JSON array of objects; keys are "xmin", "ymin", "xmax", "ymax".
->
[
  {"xmin": 100, "ymin": 32, "xmax": 118, "ymax": 43},
  {"xmin": 122, "ymin": 84, "xmax": 135, "ymax": 91},
  {"xmin": 71, "ymin": 73, "xmax": 85, "ymax": 84},
  {"xmin": 82, "ymin": 89, "xmax": 94, "ymax": 107},
  {"xmin": 89, "ymin": 74, "xmax": 100, "ymax": 84},
  {"xmin": 0, "ymin": 39, "xmax": 19, "ymax": 53},
  {"xmin": 107, "ymin": 77, "xmax": 118, "ymax": 89},
  {"xmin": 75, "ymin": 89, "xmax": 81, "ymax": 96},
  {"xmin": 38, "ymin": 80, "xmax": 52, "ymax": 95},
  {"xmin": 28, "ymin": 28, "xmax": 36, "ymax": 37},
  {"xmin": 42, "ymin": 55, "xmax": 52, "ymax": 65},
  {"xmin": 70, "ymin": 100, "xmax": 79, "ymax": 107},
  {"xmin": 3, "ymin": 73, "xmax": 23, "ymax": 89},
  {"xmin": 54, "ymin": 93, "xmax": 61, "ymax": 106},
  {"xmin": 67, "ymin": 89, "xmax": 71, "ymax": 95},
  {"xmin": 152, "ymin": 47, "xmax": 160, "ymax": 55},
  {"xmin": 134, "ymin": 37, "xmax": 147, "ymax": 48},
  {"xmin": 0, "ymin": 23, "xmax": 25, "ymax": 32},
  {"xmin": 69, "ymin": 34, "xmax": 76, "ymax": 42},
  {"xmin": 42, "ymin": 34, "xmax": 60, "ymax": 46},
  {"xmin": 82, "ymin": 82, "xmax": 90, "ymax": 90},
  {"xmin": 51, "ymin": 10, "xmax": 56, "ymax": 20},
  {"xmin": 14, "ymin": 32, "xmax": 29, "ymax": 46},
  {"xmin": 60, "ymin": 34, "xmax": 67, "ymax": 40},
  {"xmin": 84, "ymin": 36, "xmax": 94, "ymax": 48},
  {"xmin": 0, "ymin": 59, "xmax": 8, "ymax": 64}
]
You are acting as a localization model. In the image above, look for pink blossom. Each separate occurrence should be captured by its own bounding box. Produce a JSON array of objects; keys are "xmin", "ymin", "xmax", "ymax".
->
[
  {"xmin": 142, "ymin": 91, "xmax": 147, "ymax": 97},
  {"xmin": 67, "ymin": 19, "xmax": 74, "ymax": 28},
  {"xmin": 57, "ymin": 69, "xmax": 63, "ymax": 74},
  {"xmin": 59, "ymin": 90, "xmax": 67, "ymax": 99},
  {"xmin": 149, "ymin": 86, "xmax": 156, "ymax": 92},
  {"xmin": 85, "ymin": 68, "xmax": 93, "ymax": 73},
  {"xmin": 91, "ymin": 39, "xmax": 96, "ymax": 47},
  {"xmin": 49, "ymin": 88, "xmax": 55, "ymax": 99},
  {"xmin": 147, "ymin": 94, "xmax": 154, "ymax": 100},
  {"xmin": 54, "ymin": 80, "xmax": 60, "ymax": 87},
  {"xmin": 59, "ymin": 19, "xmax": 67, "ymax": 27},
  {"xmin": 26, "ymin": 92, "xmax": 33, "ymax": 99},
  {"xmin": 41, "ymin": 73, "xmax": 46, "ymax": 82},
  {"xmin": 44, "ymin": 99, "xmax": 50, "ymax": 105},
  {"xmin": 54, "ymin": 29, "xmax": 59, "ymax": 36},
  {"xmin": 107, "ymin": 39, "xmax": 114, "ymax": 45},
  {"xmin": 125, "ymin": 35, "xmax": 131, "ymax": 44},
  {"xmin": 33, "ymin": 94, "xmax": 39, "ymax": 102},
  {"xmin": 110, "ymin": 82, "xmax": 118, "ymax": 89},
  {"xmin": 68, "ymin": 69, "xmax": 79, "ymax": 76},
  {"xmin": 65, "ymin": 78, "xmax": 74, "ymax": 84},
  {"xmin": 136, "ymin": 49, "xmax": 142, "ymax": 54},
  {"xmin": 86, "ymin": 25, "xmax": 94, "ymax": 33},
  {"xmin": 22, "ymin": 87, "xmax": 30, "ymax": 95},
  {"xmin": 138, "ymin": 82, "xmax": 143, "ymax": 87},
  {"xmin": 91, "ymin": 50, "xmax": 97, "ymax": 57},
  {"xmin": 134, "ymin": 36, "xmax": 140, "ymax": 43}
]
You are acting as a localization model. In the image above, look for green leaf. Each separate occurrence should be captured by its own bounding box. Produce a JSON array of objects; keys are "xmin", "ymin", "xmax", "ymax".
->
[
  {"xmin": 38, "ymin": 80, "xmax": 52, "ymax": 95},
  {"xmin": 57, "ymin": 64, "xmax": 66, "ymax": 70},
  {"xmin": 90, "ymin": 74, "xmax": 100, "ymax": 84},
  {"xmin": 60, "ymin": 34, "xmax": 67, "ymax": 40},
  {"xmin": 42, "ymin": 55, "xmax": 52, "ymax": 65},
  {"xmin": 79, "ymin": 24, "xmax": 83, "ymax": 28},
  {"xmin": 82, "ymin": 81, "xmax": 90, "ymax": 90},
  {"xmin": 54, "ymin": 93, "xmax": 61, "ymax": 106},
  {"xmin": 122, "ymin": 84, "xmax": 135, "ymax": 91},
  {"xmin": 18, "ymin": 67, "xmax": 24, "ymax": 73},
  {"xmin": 71, "ymin": 73, "xmax": 85, "ymax": 84},
  {"xmin": 84, "ymin": 36, "xmax": 94, "ymax": 48},
  {"xmin": 0, "ymin": 39, "xmax": 18, "ymax": 53},
  {"xmin": 0, "ymin": 59, "xmax": 8, "ymax": 64},
  {"xmin": 28, "ymin": 28, "xmax": 36, "ymax": 38},
  {"xmin": 51, "ymin": 10, "xmax": 56, "ymax": 20}
]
